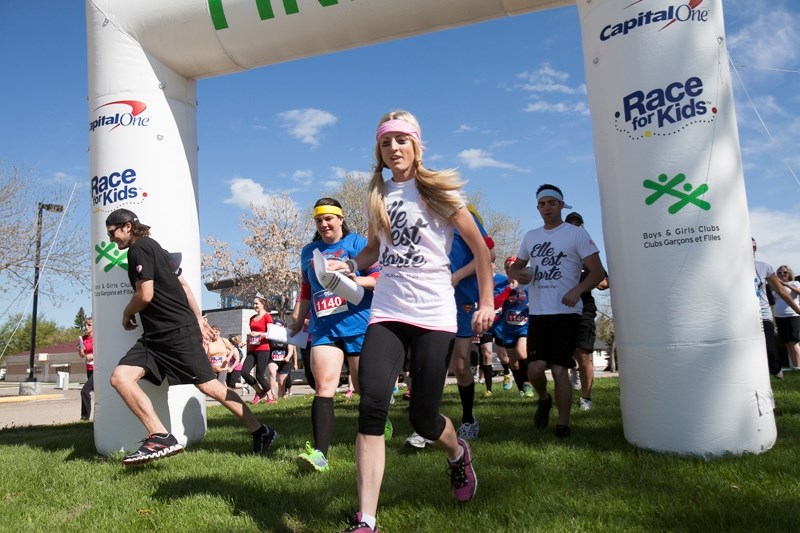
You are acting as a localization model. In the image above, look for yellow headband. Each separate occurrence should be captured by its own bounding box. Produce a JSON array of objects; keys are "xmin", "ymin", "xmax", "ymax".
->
[{"xmin": 313, "ymin": 205, "xmax": 343, "ymax": 218}]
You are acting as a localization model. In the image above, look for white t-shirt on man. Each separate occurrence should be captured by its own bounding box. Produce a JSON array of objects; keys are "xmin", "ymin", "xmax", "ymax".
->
[{"xmin": 517, "ymin": 222, "xmax": 599, "ymax": 316}]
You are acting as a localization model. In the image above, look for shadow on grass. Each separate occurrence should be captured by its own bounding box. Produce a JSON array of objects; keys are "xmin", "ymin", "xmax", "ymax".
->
[{"xmin": 0, "ymin": 422, "xmax": 99, "ymax": 460}]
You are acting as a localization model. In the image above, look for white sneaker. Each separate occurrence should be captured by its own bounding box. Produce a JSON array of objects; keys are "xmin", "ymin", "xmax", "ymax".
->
[
  {"xmin": 456, "ymin": 418, "xmax": 480, "ymax": 440},
  {"xmin": 570, "ymin": 369, "xmax": 581, "ymax": 391},
  {"xmin": 579, "ymin": 397, "xmax": 593, "ymax": 411},
  {"xmin": 404, "ymin": 431, "xmax": 433, "ymax": 449}
]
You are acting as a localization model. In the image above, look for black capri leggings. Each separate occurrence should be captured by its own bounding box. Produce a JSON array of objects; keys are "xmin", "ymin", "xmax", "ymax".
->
[
  {"xmin": 358, "ymin": 321, "xmax": 454, "ymax": 440},
  {"xmin": 242, "ymin": 350, "xmax": 270, "ymax": 392}
]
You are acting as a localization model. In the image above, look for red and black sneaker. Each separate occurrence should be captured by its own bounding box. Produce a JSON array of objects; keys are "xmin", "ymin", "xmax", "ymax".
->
[{"xmin": 122, "ymin": 433, "xmax": 183, "ymax": 465}]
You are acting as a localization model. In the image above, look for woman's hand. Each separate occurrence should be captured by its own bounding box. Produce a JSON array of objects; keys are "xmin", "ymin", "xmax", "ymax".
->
[
  {"xmin": 471, "ymin": 305, "xmax": 495, "ymax": 336},
  {"xmin": 327, "ymin": 259, "xmax": 350, "ymax": 273}
]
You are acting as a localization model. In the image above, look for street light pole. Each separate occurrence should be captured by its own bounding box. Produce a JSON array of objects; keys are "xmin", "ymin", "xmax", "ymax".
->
[{"xmin": 27, "ymin": 202, "xmax": 64, "ymax": 382}]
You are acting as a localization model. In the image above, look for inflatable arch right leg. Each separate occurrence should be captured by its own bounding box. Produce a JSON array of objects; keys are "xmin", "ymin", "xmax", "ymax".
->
[{"xmin": 577, "ymin": 0, "xmax": 775, "ymax": 455}]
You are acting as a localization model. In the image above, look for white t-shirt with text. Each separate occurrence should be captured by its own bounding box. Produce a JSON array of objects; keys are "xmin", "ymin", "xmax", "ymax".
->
[
  {"xmin": 369, "ymin": 177, "xmax": 462, "ymax": 331},
  {"xmin": 517, "ymin": 222, "xmax": 599, "ymax": 316}
]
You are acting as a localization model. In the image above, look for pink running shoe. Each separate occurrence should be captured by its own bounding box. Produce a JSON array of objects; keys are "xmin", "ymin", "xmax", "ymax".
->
[
  {"xmin": 447, "ymin": 438, "xmax": 477, "ymax": 502},
  {"xmin": 340, "ymin": 512, "xmax": 377, "ymax": 532},
  {"xmin": 345, "ymin": 388, "xmax": 354, "ymax": 399},
  {"xmin": 265, "ymin": 397, "xmax": 277, "ymax": 405},
  {"xmin": 251, "ymin": 391, "xmax": 265, "ymax": 405}
]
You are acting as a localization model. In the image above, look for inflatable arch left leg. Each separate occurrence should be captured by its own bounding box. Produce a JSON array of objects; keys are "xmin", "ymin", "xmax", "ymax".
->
[{"xmin": 87, "ymin": 2, "xmax": 206, "ymax": 455}]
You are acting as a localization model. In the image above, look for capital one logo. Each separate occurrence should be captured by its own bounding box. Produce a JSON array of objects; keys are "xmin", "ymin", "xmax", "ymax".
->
[
  {"xmin": 643, "ymin": 172, "xmax": 710, "ymax": 214},
  {"xmin": 95, "ymin": 241, "xmax": 128, "ymax": 272},
  {"xmin": 600, "ymin": 0, "xmax": 709, "ymax": 41},
  {"xmin": 89, "ymin": 100, "xmax": 150, "ymax": 133}
]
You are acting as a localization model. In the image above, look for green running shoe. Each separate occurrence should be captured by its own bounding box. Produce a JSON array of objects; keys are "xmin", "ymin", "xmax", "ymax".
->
[
  {"xmin": 384, "ymin": 418, "xmax": 393, "ymax": 441},
  {"xmin": 523, "ymin": 383, "xmax": 535, "ymax": 398},
  {"xmin": 297, "ymin": 441, "xmax": 330, "ymax": 472}
]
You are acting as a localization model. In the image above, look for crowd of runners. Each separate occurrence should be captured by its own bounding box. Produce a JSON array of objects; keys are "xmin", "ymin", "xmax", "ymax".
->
[{"xmin": 103, "ymin": 109, "xmax": 612, "ymax": 532}]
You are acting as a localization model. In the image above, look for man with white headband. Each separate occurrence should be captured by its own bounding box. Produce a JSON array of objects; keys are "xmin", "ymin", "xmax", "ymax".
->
[{"xmin": 507, "ymin": 184, "xmax": 605, "ymax": 438}]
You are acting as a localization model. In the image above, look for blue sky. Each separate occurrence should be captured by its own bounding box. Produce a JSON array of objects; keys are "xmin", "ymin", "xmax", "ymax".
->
[{"xmin": 2, "ymin": 0, "xmax": 799, "ymax": 327}]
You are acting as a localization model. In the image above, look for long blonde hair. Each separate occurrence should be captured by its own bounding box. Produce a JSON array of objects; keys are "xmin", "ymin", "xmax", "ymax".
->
[{"xmin": 368, "ymin": 110, "xmax": 465, "ymax": 241}]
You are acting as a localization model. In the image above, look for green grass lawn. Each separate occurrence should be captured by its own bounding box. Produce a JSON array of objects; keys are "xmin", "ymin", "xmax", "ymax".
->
[{"xmin": 1, "ymin": 375, "xmax": 799, "ymax": 532}]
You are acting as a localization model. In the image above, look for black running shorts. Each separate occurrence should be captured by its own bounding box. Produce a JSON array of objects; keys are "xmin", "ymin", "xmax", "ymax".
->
[{"xmin": 119, "ymin": 323, "xmax": 216, "ymax": 386}]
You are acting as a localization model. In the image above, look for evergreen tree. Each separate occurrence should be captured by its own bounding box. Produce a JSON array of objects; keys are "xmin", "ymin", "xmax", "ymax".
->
[{"xmin": 73, "ymin": 307, "xmax": 87, "ymax": 330}]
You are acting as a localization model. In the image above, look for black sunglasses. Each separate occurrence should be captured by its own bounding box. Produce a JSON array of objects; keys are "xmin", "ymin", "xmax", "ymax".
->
[{"xmin": 107, "ymin": 225, "xmax": 121, "ymax": 239}]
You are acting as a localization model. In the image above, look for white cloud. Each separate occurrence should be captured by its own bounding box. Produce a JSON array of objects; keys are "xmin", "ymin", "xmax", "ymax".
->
[
  {"xmin": 223, "ymin": 177, "xmax": 277, "ymax": 210},
  {"xmin": 455, "ymin": 124, "xmax": 477, "ymax": 133},
  {"xmin": 749, "ymin": 207, "xmax": 800, "ymax": 271},
  {"xmin": 517, "ymin": 62, "xmax": 580, "ymax": 95},
  {"xmin": 728, "ymin": 9, "xmax": 800, "ymax": 71},
  {"xmin": 457, "ymin": 148, "xmax": 518, "ymax": 170},
  {"xmin": 524, "ymin": 100, "xmax": 589, "ymax": 116},
  {"xmin": 292, "ymin": 169, "xmax": 313, "ymax": 186},
  {"xmin": 278, "ymin": 108, "xmax": 337, "ymax": 148}
]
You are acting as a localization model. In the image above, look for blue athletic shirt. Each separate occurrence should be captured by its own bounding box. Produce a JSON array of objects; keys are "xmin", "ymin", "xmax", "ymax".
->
[
  {"xmin": 300, "ymin": 233, "xmax": 378, "ymax": 339},
  {"xmin": 490, "ymin": 272, "xmax": 509, "ymax": 335},
  {"xmin": 450, "ymin": 213, "xmax": 491, "ymax": 305},
  {"xmin": 498, "ymin": 285, "xmax": 529, "ymax": 339}
]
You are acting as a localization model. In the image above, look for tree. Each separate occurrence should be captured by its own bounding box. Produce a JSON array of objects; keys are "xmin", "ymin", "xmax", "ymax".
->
[
  {"xmin": 0, "ymin": 313, "xmax": 77, "ymax": 362},
  {"xmin": 0, "ymin": 165, "xmax": 90, "ymax": 305},
  {"xmin": 73, "ymin": 307, "xmax": 87, "ymax": 330},
  {"xmin": 321, "ymin": 172, "xmax": 371, "ymax": 238},
  {"xmin": 202, "ymin": 193, "xmax": 310, "ymax": 318},
  {"xmin": 463, "ymin": 192, "xmax": 522, "ymax": 268}
]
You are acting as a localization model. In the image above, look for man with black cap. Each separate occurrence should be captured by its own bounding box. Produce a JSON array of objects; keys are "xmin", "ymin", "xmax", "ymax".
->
[
  {"xmin": 507, "ymin": 185, "xmax": 605, "ymax": 438},
  {"xmin": 105, "ymin": 208, "xmax": 278, "ymax": 465},
  {"xmin": 565, "ymin": 212, "xmax": 608, "ymax": 411}
]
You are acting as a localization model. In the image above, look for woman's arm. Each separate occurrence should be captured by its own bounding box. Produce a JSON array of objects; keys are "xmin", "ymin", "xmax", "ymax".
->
[{"xmin": 332, "ymin": 222, "xmax": 382, "ymax": 275}]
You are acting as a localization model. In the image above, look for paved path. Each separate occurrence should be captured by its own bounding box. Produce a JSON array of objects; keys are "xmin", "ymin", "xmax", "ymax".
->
[
  {"xmin": 0, "ymin": 371, "xmax": 618, "ymax": 429},
  {"xmin": 0, "ymin": 382, "xmax": 312, "ymax": 429}
]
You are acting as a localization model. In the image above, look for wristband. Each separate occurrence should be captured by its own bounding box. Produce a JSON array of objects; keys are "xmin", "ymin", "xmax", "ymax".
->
[{"xmin": 346, "ymin": 259, "xmax": 358, "ymax": 274}]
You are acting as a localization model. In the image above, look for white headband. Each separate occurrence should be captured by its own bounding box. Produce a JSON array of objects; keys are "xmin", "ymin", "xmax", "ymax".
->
[{"xmin": 536, "ymin": 188, "xmax": 572, "ymax": 209}]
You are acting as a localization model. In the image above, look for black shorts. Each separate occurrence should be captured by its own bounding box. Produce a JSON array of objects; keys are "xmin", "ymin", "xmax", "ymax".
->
[
  {"xmin": 270, "ymin": 359, "xmax": 292, "ymax": 375},
  {"xmin": 118, "ymin": 324, "xmax": 216, "ymax": 386},
  {"xmin": 528, "ymin": 314, "xmax": 580, "ymax": 369},
  {"xmin": 776, "ymin": 316, "xmax": 800, "ymax": 343},
  {"xmin": 575, "ymin": 310, "xmax": 597, "ymax": 352}
]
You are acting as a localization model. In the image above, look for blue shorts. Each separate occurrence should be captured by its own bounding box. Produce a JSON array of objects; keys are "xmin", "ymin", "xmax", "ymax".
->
[
  {"xmin": 456, "ymin": 302, "xmax": 477, "ymax": 338},
  {"xmin": 311, "ymin": 332, "xmax": 364, "ymax": 356}
]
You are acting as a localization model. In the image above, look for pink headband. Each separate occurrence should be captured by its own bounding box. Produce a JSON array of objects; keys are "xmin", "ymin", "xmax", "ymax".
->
[{"xmin": 376, "ymin": 119, "xmax": 424, "ymax": 151}]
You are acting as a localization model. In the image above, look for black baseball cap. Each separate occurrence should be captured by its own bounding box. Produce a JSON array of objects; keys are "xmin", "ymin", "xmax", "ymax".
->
[
  {"xmin": 105, "ymin": 208, "xmax": 150, "ymax": 230},
  {"xmin": 565, "ymin": 212, "xmax": 584, "ymax": 225}
]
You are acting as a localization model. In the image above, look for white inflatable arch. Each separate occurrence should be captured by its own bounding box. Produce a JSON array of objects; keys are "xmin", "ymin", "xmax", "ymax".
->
[{"xmin": 88, "ymin": 0, "xmax": 775, "ymax": 457}]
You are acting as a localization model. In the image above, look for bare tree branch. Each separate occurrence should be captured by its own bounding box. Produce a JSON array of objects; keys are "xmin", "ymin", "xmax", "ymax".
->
[
  {"xmin": 0, "ymin": 165, "xmax": 90, "ymax": 304},
  {"xmin": 203, "ymin": 193, "xmax": 310, "ymax": 318}
]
